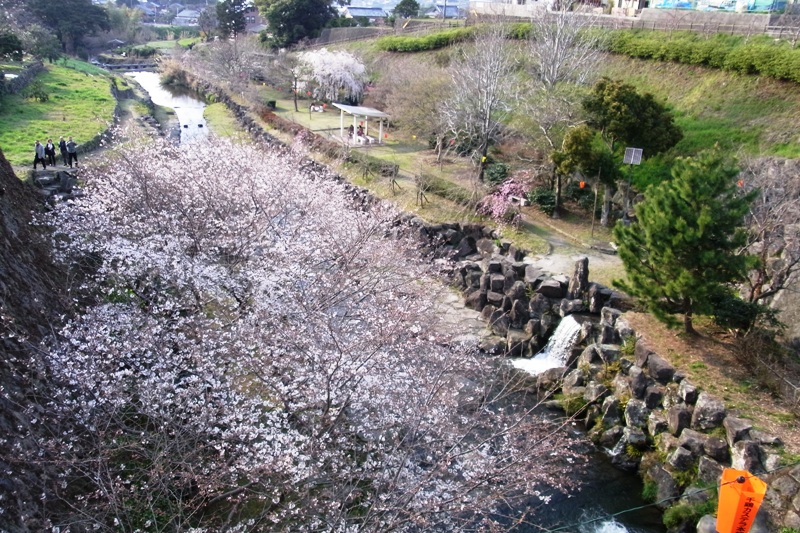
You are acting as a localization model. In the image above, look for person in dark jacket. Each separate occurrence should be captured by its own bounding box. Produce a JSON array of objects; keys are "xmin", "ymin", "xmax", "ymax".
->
[
  {"xmin": 66, "ymin": 137, "xmax": 78, "ymax": 168},
  {"xmin": 59, "ymin": 136, "xmax": 68, "ymax": 166},
  {"xmin": 44, "ymin": 138, "xmax": 57, "ymax": 166}
]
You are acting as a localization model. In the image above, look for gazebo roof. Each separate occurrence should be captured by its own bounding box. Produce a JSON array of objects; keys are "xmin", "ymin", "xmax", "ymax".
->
[{"xmin": 332, "ymin": 103, "xmax": 390, "ymax": 119}]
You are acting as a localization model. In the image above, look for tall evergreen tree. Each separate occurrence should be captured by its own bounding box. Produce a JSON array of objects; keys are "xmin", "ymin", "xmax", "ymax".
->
[
  {"xmin": 27, "ymin": 0, "xmax": 109, "ymax": 54},
  {"xmin": 612, "ymin": 150, "xmax": 757, "ymax": 334},
  {"xmin": 258, "ymin": 0, "xmax": 336, "ymax": 47},
  {"xmin": 216, "ymin": 0, "xmax": 247, "ymax": 39},
  {"xmin": 393, "ymin": 0, "xmax": 420, "ymax": 18}
]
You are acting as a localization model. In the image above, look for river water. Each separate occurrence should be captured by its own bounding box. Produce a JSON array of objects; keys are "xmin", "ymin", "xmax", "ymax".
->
[{"xmin": 127, "ymin": 71, "xmax": 208, "ymax": 143}]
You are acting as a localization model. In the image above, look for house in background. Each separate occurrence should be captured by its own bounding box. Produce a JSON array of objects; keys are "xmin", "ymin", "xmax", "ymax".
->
[
  {"xmin": 343, "ymin": 6, "xmax": 389, "ymax": 23},
  {"xmin": 427, "ymin": 3, "xmax": 463, "ymax": 17},
  {"xmin": 173, "ymin": 8, "xmax": 200, "ymax": 25},
  {"xmin": 244, "ymin": 5, "xmax": 269, "ymax": 33}
]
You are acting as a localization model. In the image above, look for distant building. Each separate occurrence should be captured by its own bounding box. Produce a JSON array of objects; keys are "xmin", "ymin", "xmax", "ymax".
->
[
  {"xmin": 173, "ymin": 8, "xmax": 200, "ymax": 26},
  {"xmin": 344, "ymin": 6, "xmax": 390, "ymax": 21},
  {"xmin": 427, "ymin": 3, "xmax": 463, "ymax": 17},
  {"xmin": 244, "ymin": 6, "xmax": 268, "ymax": 33}
]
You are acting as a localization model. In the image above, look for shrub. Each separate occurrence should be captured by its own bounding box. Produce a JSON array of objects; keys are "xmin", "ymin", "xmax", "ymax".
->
[
  {"xmin": 21, "ymin": 80, "xmax": 49, "ymax": 102},
  {"xmin": 663, "ymin": 499, "xmax": 716, "ymax": 529},
  {"xmin": 526, "ymin": 186, "xmax": 556, "ymax": 216},
  {"xmin": 376, "ymin": 27, "xmax": 475, "ymax": 52},
  {"xmin": 484, "ymin": 162, "xmax": 509, "ymax": 184}
]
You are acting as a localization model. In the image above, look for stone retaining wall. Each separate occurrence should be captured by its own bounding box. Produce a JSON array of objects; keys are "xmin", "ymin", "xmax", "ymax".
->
[{"xmin": 1, "ymin": 61, "xmax": 45, "ymax": 95}]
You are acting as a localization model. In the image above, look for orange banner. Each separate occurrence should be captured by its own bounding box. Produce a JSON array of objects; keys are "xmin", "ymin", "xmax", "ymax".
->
[{"xmin": 716, "ymin": 468, "xmax": 767, "ymax": 533}]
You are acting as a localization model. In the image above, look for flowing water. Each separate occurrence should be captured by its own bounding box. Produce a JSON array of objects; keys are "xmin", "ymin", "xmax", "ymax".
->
[
  {"xmin": 127, "ymin": 71, "xmax": 208, "ymax": 143},
  {"xmin": 511, "ymin": 315, "xmax": 584, "ymax": 376},
  {"xmin": 506, "ymin": 315, "xmax": 665, "ymax": 533}
]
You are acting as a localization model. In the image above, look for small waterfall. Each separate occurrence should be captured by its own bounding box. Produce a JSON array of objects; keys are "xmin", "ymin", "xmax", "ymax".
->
[{"xmin": 511, "ymin": 315, "xmax": 583, "ymax": 376}]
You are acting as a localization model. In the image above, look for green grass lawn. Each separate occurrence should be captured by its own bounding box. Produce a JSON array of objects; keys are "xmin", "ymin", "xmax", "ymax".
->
[
  {"xmin": 0, "ymin": 62, "xmax": 116, "ymax": 167},
  {"xmin": 205, "ymin": 102, "xmax": 249, "ymax": 141}
]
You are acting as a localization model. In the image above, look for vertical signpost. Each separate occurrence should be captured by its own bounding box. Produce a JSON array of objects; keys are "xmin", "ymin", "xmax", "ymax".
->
[{"xmin": 623, "ymin": 147, "xmax": 643, "ymax": 222}]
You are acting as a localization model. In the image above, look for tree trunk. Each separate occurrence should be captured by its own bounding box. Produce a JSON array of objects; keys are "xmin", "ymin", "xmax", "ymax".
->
[
  {"xmin": 683, "ymin": 299, "xmax": 696, "ymax": 335},
  {"xmin": 552, "ymin": 174, "xmax": 561, "ymax": 219},
  {"xmin": 601, "ymin": 183, "xmax": 613, "ymax": 227}
]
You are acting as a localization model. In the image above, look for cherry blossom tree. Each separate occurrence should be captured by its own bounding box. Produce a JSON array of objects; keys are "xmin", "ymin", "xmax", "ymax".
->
[
  {"xmin": 297, "ymin": 48, "xmax": 367, "ymax": 104},
  {"xmin": 33, "ymin": 132, "xmax": 586, "ymax": 531}
]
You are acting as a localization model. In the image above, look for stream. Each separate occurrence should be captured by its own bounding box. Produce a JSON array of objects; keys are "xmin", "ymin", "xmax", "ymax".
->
[{"xmin": 127, "ymin": 71, "xmax": 208, "ymax": 143}]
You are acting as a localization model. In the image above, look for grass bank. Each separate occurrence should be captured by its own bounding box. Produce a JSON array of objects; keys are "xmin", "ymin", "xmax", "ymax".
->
[{"xmin": 0, "ymin": 62, "xmax": 117, "ymax": 167}]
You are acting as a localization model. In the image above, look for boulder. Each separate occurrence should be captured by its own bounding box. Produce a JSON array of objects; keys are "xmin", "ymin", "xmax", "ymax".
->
[
  {"xmin": 691, "ymin": 392, "xmax": 726, "ymax": 431},
  {"xmin": 731, "ymin": 440, "xmax": 765, "ymax": 473},
  {"xmin": 506, "ymin": 329, "xmax": 532, "ymax": 357},
  {"xmin": 648, "ymin": 411, "xmax": 668, "ymax": 436},
  {"xmin": 506, "ymin": 280, "xmax": 527, "ymax": 302},
  {"xmin": 615, "ymin": 318, "xmax": 635, "ymax": 341},
  {"xmin": 696, "ymin": 515, "xmax": 717, "ymax": 533},
  {"xmin": 510, "ymin": 299, "xmax": 529, "ymax": 328},
  {"xmin": 667, "ymin": 405, "xmax": 692, "ymax": 437},
  {"xmin": 588, "ymin": 285, "xmax": 613, "ymax": 313},
  {"xmin": 644, "ymin": 383, "xmax": 665, "ymax": 409},
  {"xmin": 677, "ymin": 428, "xmax": 707, "ymax": 456},
  {"xmin": 478, "ymin": 336, "xmax": 506, "ymax": 355},
  {"xmin": 562, "ymin": 368, "xmax": 587, "ymax": 396},
  {"xmin": 464, "ymin": 289, "xmax": 487, "ymax": 311},
  {"xmin": 750, "ymin": 429, "xmax": 782, "ymax": 446},
  {"xmin": 486, "ymin": 291, "xmax": 504, "ymax": 310},
  {"xmin": 480, "ymin": 304, "xmax": 496, "ymax": 322},
  {"xmin": 645, "ymin": 353, "xmax": 675, "ymax": 384},
  {"xmin": 628, "ymin": 366, "xmax": 648, "ymax": 399},
  {"xmin": 489, "ymin": 274, "xmax": 505, "ymax": 293},
  {"xmin": 558, "ymin": 298, "xmax": 585, "ymax": 317},
  {"xmin": 724, "ymin": 416, "xmax": 753, "ymax": 447},
  {"xmin": 567, "ymin": 256, "xmax": 589, "ymax": 300},
  {"xmin": 584, "ymin": 382, "xmax": 609, "ymax": 403},
  {"xmin": 678, "ymin": 380, "xmax": 699, "ymax": 405},
  {"xmin": 454, "ymin": 235, "xmax": 477, "ymax": 257},
  {"xmin": 597, "ymin": 344, "xmax": 621, "ymax": 363},
  {"xmin": 697, "ymin": 456, "xmax": 724, "ymax": 486},
  {"xmin": 524, "ymin": 264, "xmax": 544, "ymax": 285},
  {"xmin": 487, "ymin": 259, "xmax": 503, "ymax": 273},
  {"xmin": 578, "ymin": 345, "xmax": 601, "ymax": 366},
  {"xmin": 704, "ymin": 436, "xmax": 730, "ymax": 463},
  {"xmin": 648, "ymin": 465, "xmax": 680, "ymax": 510},
  {"xmin": 624, "ymin": 399, "xmax": 650, "ymax": 429},
  {"xmin": 536, "ymin": 278, "xmax": 564, "ymax": 299},
  {"xmin": 488, "ymin": 309, "xmax": 510, "ymax": 337},
  {"xmin": 599, "ymin": 425, "xmax": 624, "ymax": 449},
  {"xmin": 537, "ymin": 366, "xmax": 567, "ymax": 392},
  {"xmin": 601, "ymin": 396, "xmax": 621, "ymax": 428},
  {"xmin": 528, "ymin": 293, "xmax": 551, "ymax": 318},
  {"xmin": 657, "ymin": 433, "xmax": 679, "ymax": 457},
  {"xmin": 668, "ymin": 446, "xmax": 696, "ymax": 471},
  {"xmin": 634, "ymin": 340, "xmax": 654, "ymax": 369}
]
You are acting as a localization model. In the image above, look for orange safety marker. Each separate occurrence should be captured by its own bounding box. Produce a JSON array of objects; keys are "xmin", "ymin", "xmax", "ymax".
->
[{"xmin": 716, "ymin": 468, "xmax": 767, "ymax": 533}]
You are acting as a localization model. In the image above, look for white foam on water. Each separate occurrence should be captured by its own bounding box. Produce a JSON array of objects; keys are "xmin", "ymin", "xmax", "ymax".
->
[{"xmin": 511, "ymin": 315, "xmax": 583, "ymax": 376}]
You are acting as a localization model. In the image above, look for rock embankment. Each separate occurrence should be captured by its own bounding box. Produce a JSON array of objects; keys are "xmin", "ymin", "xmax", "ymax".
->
[{"xmin": 409, "ymin": 220, "xmax": 800, "ymax": 533}]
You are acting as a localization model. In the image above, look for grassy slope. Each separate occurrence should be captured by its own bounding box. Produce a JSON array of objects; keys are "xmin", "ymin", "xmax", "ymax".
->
[
  {"xmin": 598, "ymin": 55, "xmax": 800, "ymax": 158},
  {"xmin": 0, "ymin": 62, "xmax": 117, "ymax": 167}
]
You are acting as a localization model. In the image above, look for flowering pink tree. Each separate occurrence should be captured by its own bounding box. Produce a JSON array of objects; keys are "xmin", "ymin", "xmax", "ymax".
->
[
  {"xmin": 478, "ymin": 179, "xmax": 533, "ymax": 227},
  {"xmin": 35, "ymin": 132, "xmax": 584, "ymax": 531},
  {"xmin": 297, "ymin": 48, "xmax": 367, "ymax": 103}
]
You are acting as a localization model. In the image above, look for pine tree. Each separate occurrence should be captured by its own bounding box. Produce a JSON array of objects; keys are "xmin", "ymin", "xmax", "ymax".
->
[{"xmin": 613, "ymin": 150, "xmax": 757, "ymax": 334}]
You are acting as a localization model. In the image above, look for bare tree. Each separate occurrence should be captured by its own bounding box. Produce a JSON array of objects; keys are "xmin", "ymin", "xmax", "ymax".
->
[
  {"xmin": 380, "ymin": 56, "xmax": 452, "ymax": 160},
  {"xmin": 527, "ymin": 0, "xmax": 602, "ymax": 91},
  {"xmin": 180, "ymin": 35, "xmax": 271, "ymax": 93},
  {"xmin": 738, "ymin": 156, "xmax": 800, "ymax": 305},
  {"xmin": 520, "ymin": 2, "xmax": 602, "ymax": 216},
  {"xmin": 440, "ymin": 24, "xmax": 519, "ymax": 180}
]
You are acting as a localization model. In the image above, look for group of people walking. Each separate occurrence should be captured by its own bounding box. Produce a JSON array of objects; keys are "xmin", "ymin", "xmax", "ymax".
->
[{"xmin": 34, "ymin": 136, "xmax": 79, "ymax": 170}]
